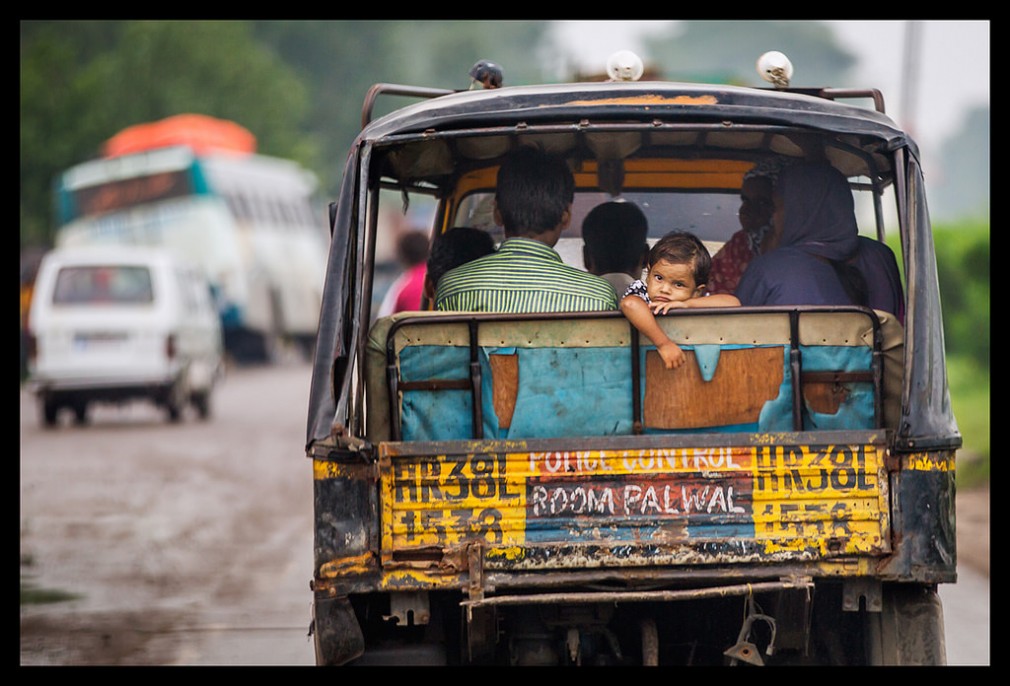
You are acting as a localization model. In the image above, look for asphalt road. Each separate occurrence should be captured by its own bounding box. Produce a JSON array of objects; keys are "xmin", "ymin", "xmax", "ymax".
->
[
  {"xmin": 20, "ymin": 358, "xmax": 317, "ymax": 666},
  {"xmin": 19, "ymin": 360, "xmax": 988, "ymax": 666}
]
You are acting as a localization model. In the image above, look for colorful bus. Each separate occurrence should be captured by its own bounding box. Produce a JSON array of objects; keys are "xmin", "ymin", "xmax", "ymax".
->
[{"xmin": 53, "ymin": 114, "xmax": 329, "ymax": 362}]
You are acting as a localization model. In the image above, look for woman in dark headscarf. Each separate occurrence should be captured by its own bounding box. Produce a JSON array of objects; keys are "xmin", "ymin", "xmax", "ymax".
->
[
  {"xmin": 736, "ymin": 161, "xmax": 905, "ymax": 323},
  {"xmin": 708, "ymin": 157, "xmax": 789, "ymax": 295}
]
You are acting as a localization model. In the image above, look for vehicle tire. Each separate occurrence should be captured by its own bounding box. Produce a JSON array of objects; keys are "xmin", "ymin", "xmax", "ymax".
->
[
  {"xmin": 312, "ymin": 596, "xmax": 365, "ymax": 666},
  {"xmin": 192, "ymin": 391, "xmax": 212, "ymax": 420},
  {"xmin": 165, "ymin": 388, "xmax": 184, "ymax": 423},
  {"xmin": 166, "ymin": 399, "xmax": 182, "ymax": 422},
  {"xmin": 266, "ymin": 286, "xmax": 285, "ymax": 363},
  {"xmin": 40, "ymin": 398, "xmax": 59, "ymax": 428},
  {"xmin": 262, "ymin": 332, "xmax": 282, "ymax": 365},
  {"xmin": 864, "ymin": 583, "xmax": 946, "ymax": 665},
  {"xmin": 72, "ymin": 402, "xmax": 88, "ymax": 425}
]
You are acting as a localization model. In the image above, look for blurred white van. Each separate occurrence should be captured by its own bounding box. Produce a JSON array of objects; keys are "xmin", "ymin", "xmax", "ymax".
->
[{"xmin": 26, "ymin": 246, "xmax": 224, "ymax": 427}]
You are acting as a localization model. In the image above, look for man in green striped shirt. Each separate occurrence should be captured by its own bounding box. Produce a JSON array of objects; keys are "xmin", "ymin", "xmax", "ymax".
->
[{"xmin": 435, "ymin": 147, "xmax": 619, "ymax": 312}]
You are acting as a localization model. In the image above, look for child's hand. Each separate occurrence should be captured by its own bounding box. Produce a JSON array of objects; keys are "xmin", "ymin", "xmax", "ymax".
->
[
  {"xmin": 657, "ymin": 341, "xmax": 686, "ymax": 369},
  {"xmin": 651, "ymin": 300, "xmax": 689, "ymax": 315}
]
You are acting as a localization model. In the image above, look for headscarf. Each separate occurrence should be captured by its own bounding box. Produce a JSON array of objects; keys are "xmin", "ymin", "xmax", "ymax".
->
[
  {"xmin": 769, "ymin": 161, "xmax": 904, "ymax": 319},
  {"xmin": 776, "ymin": 161, "xmax": 860, "ymax": 261}
]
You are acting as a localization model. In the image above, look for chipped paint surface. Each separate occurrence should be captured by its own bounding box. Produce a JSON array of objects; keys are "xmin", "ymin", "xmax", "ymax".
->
[
  {"xmin": 564, "ymin": 95, "xmax": 720, "ymax": 107},
  {"xmin": 903, "ymin": 451, "xmax": 955, "ymax": 472},
  {"xmin": 320, "ymin": 552, "xmax": 375, "ymax": 578},
  {"xmin": 314, "ymin": 459, "xmax": 356, "ymax": 479},
  {"xmin": 377, "ymin": 441, "xmax": 888, "ymax": 572}
]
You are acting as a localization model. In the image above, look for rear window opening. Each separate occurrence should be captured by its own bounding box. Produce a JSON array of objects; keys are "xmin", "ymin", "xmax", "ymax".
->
[{"xmin": 52, "ymin": 265, "xmax": 154, "ymax": 305}]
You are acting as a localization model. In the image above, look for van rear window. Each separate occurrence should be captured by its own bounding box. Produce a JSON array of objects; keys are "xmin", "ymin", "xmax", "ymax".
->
[{"xmin": 52, "ymin": 265, "xmax": 154, "ymax": 305}]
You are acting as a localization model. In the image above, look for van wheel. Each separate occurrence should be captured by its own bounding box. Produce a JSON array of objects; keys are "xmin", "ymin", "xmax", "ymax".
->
[
  {"xmin": 192, "ymin": 391, "xmax": 212, "ymax": 420},
  {"xmin": 40, "ymin": 399, "xmax": 59, "ymax": 428},
  {"xmin": 166, "ymin": 399, "xmax": 182, "ymax": 422},
  {"xmin": 72, "ymin": 402, "xmax": 89, "ymax": 425},
  {"xmin": 164, "ymin": 378, "xmax": 187, "ymax": 423}
]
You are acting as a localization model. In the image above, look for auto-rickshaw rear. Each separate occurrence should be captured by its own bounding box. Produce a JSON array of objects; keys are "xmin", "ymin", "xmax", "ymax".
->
[{"xmin": 306, "ymin": 52, "xmax": 960, "ymax": 665}]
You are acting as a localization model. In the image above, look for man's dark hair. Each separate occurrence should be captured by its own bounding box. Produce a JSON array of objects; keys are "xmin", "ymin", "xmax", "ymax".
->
[
  {"xmin": 649, "ymin": 231, "xmax": 713, "ymax": 286},
  {"xmin": 495, "ymin": 146, "xmax": 575, "ymax": 237},
  {"xmin": 582, "ymin": 201, "xmax": 649, "ymax": 274},
  {"xmin": 426, "ymin": 227, "xmax": 496, "ymax": 288}
]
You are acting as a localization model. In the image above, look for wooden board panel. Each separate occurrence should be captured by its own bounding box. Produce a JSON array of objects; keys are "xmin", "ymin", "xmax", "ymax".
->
[
  {"xmin": 803, "ymin": 381, "xmax": 848, "ymax": 415},
  {"xmin": 490, "ymin": 353, "xmax": 519, "ymax": 429},
  {"xmin": 644, "ymin": 347, "xmax": 784, "ymax": 429}
]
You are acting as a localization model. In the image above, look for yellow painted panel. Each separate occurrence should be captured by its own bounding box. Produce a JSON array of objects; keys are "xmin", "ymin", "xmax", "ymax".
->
[
  {"xmin": 379, "ymin": 442, "xmax": 888, "ymax": 562},
  {"xmin": 903, "ymin": 451, "xmax": 955, "ymax": 471},
  {"xmin": 751, "ymin": 444, "xmax": 888, "ymax": 554}
]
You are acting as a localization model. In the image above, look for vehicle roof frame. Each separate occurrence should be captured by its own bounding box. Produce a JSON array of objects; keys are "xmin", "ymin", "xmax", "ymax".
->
[{"xmin": 306, "ymin": 80, "xmax": 958, "ymax": 453}]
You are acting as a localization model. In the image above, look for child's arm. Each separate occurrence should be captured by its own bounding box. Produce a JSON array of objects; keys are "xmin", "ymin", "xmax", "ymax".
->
[
  {"xmin": 651, "ymin": 293, "xmax": 740, "ymax": 314},
  {"xmin": 621, "ymin": 295, "xmax": 686, "ymax": 369},
  {"xmin": 692, "ymin": 293, "xmax": 741, "ymax": 308}
]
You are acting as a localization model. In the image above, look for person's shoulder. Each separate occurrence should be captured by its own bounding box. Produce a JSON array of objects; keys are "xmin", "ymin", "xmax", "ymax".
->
[
  {"xmin": 739, "ymin": 248, "xmax": 822, "ymax": 290},
  {"xmin": 719, "ymin": 230, "xmax": 750, "ymax": 249},
  {"xmin": 554, "ymin": 267, "xmax": 619, "ymax": 306},
  {"xmin": 751, "ymin": 246, "xmax": 815, "ymax": 267},
  {"xmin": 440, "ymin": 250, "xmax": 499, "ymax": 281},
  {"xmin": 567, "ymin": 264, "xmax": 620, "ymax": 289},
  {"xmin": 601, "ymin": 272, "xmax": 634, "ymax": 295},
  {"xmin": 858, "ymin": 235, "xmax": 898, "ymax": 256},
  {"xmin": 622, "ymin": 278, "xmax": 648, "ymax": 300}
]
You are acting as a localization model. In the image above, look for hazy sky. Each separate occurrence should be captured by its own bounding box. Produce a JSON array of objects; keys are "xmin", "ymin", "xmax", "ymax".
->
[{"xmin": 552, "ymin": 20, "xmax": 989, "ymax": 159}]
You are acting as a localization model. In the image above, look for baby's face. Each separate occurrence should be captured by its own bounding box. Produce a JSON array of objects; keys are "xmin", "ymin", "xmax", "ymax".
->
[{"xmin": 645, "ymin": 259, "xmax": 703, "ymax": 303}]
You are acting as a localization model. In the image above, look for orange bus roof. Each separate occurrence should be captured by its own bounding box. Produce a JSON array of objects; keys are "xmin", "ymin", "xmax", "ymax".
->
[{"xmin": 103, "ymin": 114, "xmax": 256, "ymax": 157}]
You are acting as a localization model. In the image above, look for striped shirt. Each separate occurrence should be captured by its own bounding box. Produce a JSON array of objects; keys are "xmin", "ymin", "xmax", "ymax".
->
[{"xmin": 435, "ymin": 237, "xmax": 619, "ymax": 312}]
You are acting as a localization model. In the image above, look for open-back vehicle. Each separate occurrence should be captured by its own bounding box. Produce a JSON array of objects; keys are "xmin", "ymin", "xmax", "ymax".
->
[{"xmin": 305, "ymin": 51, "xmax": 960, "ymax": 666}]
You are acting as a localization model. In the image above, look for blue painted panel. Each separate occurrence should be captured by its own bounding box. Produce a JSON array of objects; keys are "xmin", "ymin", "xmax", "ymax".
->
[{"xmin": 397, "ymin": 343, "xmax": 875, "ymax": 441}]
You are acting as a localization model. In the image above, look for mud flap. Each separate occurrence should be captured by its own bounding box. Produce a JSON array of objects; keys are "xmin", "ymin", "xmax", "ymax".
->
[
  {"xmin": 864, "ymin": 584, "xmax": 947, "ymax": 665},
  {"xmin": 313, "ymin": 595, "xmax": 365, "ymax": 666}
]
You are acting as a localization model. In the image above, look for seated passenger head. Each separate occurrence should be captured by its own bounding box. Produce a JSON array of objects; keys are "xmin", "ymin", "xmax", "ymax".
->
[
  {"xmin": 424, "ymin": 226, "xmax": 496, "ymax": 300},
  {"xmin": 767, "ymin": 161, "xmax": 859, "ymax": 260},
  {"xmin": 581, "ymin": 200, "xmax": 649, "ymax": 277},
  {"xmin": 644, "ymin": 231, "xmax": 712, "ymax": 303},
  {"xmin": 395, "ymin": 230, "xmax": 430, "ymax": 267},
  {"xmin": 494, "ymin": 146, "xmax": 575, "ymax": 240},
  {"xmin": 739, "ymin": 158, "xmax": 789, "ymax": 235}
]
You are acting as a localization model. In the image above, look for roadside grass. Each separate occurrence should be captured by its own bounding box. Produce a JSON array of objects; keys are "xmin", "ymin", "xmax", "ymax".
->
[
  {"xmin": 20, "ymin": 551, "xmax": 81, "ymax": 606},
  {"xmin": 947, "ymin": 354, "xmax": 990, "ymax": 489},
  {"xmin": 20, "ymin": 577, "xmax": 82, "ymax": 605}
]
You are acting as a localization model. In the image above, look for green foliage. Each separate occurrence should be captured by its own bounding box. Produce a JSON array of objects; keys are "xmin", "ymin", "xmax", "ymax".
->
[
  {"xmin": 20, "ymin": 23, "xmax": 117, "ymax": 248},
  {"xmin": 933, "ymin": 221, "xmax": 990, "ymax": 369},
  {"xmin": 957, "ymin": 452, "xmax": 990, "ymax": 490},
  {"xmin": 84, "ymin": 21, "xmax": 311, "ymax": 159},
  {"xmin": 931, "ymin": 221, "xmax": 989, "ymax": 478},
  {"xmin": 880, "ymin": 220, "xmax": 989, "ymax": 474},
  {"xmin": 20, "ymin": 20, "xmax": 313, "ymax": 248},
  {"xmin": 250, "ymin": 20, "xmax": 551, "ymax": 197},
  {"xmin": 21, "ymin": 20, "xmax": 554, "ymax": 247},
  {"xmin": 947, "ymin": 353, "xmax": 990, "ymax": 481}
]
